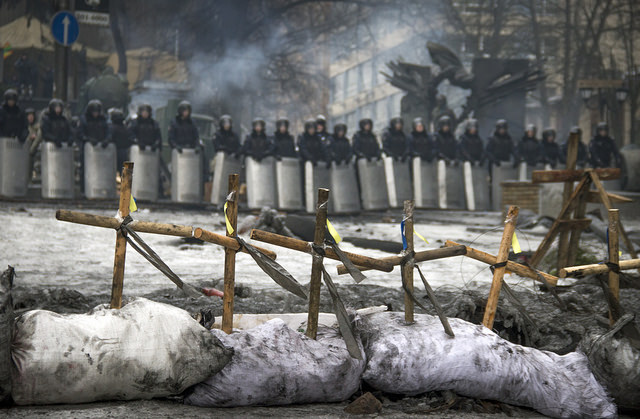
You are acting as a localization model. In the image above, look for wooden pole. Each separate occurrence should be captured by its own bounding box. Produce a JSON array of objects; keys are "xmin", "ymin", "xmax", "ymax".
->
[
  {"xmin": 306, "ymin": 188, "xmax": 329, "ymax": 339},
  {"xmin": 557, "ymin": 131, "xmax": 579, "ymax": 269},
  {"xmin": 56, "ymin": 210, "xmax": 277, "ymax": 260},
  {"xmin": 250, "ymin": 230, "xmax": 394, "ymax": 272},
  {"xmin": 482, "ymin": 206, "xmax": 519, "ymax": 329},
  {"xmin": 566, "ymin": 189, "xmax": 588, "ymax": 266},
  {"xmin": 336, "ymin": 245, "xmax": 467, "ymax": 275},
  {"xmin": 608, "ymin": 209, "xmax": 620, "ymax": 325},
  {"xmin": 444, "ymin": 240, "xmax": 558, "ymax": 285},
  {"xmin": 402, "ymin": 200, "xmax": 415, "ymax": 323},
  {"xmin": 560, "ymin": 258, "xmax": 640, "ymax": 278},
  {"xmin": 222, "ymin": 174, "xmax": 239, "ymax": 334},
  {"xmin": 110, "ymin": 161, "xmax": 133, "ymax": 309}
]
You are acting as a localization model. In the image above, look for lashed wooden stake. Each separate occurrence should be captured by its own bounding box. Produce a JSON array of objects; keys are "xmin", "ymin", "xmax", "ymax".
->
[
  {"xmin": 222, "ymin": 174, "xmax": 239, "ymax": 334},
  {"xmin": 608, "ymin": 209, "xmax": 620, "ymax": 325},
  {"xmin": 306, "ymin": 188, "xmax": 329, "ymax": 339},
  {"xmin": 111, "ymin": 161, "xmax": 133, "ymax": 309},
  {"xmin": 402, "ymin": 200, "xmax": 414, "ymax": 323},
  {"xmin": 482, "ymin": 205, "xmax": 519, "ymax": 329},
  {"xmin": 560, "ymin": 258, "xmax": 640, "ymax": 278},
  {"xmin": 557, "ymin": 131, "xmax": 579, "ymax": 270}
]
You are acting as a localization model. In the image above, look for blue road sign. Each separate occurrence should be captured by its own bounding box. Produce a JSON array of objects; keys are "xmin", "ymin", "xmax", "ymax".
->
[{"xmin": 51, "ymin": 11, "xmax": 79, "ymax": 46}]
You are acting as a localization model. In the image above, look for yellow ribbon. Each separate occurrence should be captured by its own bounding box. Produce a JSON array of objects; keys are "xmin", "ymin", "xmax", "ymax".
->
[
  {"xmin": 512, "ymin": 232, "xmax": 522, "ymax": 254},
  {"xmin": 414, "ymin": 228, "xmax": 429, "ymax": 244},
  {"xmin": 326, "ymin": 219, "xmax": 342, "ymax": 244},
  {"xmin": 129, "ymin": 195, "xmax": 137, "ymax": 212},
  {"xmin": 224, "ymin": 201, "xmax": 234, "ymax": 235}
]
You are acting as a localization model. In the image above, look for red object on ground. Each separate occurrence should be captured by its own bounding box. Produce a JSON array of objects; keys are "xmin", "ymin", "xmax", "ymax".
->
[{"xmin": 201, "ymin": 288, "xmax": 224, "ymax": 298}]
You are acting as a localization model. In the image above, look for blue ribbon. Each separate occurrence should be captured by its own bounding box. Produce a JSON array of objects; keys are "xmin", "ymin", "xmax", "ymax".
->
[{"xmin": 401, "ymin": 220, "xmax": 407, "ymax": 250}]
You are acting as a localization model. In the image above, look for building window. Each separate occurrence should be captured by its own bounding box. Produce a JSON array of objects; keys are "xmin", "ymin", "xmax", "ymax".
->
[
  {"xmin": 332, "ymin": 72, "xmax": 345, "ymax": 103},
  {"xmin": 346, "ymin": 66, "xmax": 358, "ymax": 99},
  {"xmin": 375, "ymin": 99, "xmax": 387, "ymax": 128},
  {"xmin": 361, "ymin": 60, "xmax": 373, "ymax": 92}
]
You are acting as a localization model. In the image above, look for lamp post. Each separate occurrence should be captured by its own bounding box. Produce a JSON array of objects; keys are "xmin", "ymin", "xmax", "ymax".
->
[{"xmin": 578, "ymin": 80, "xmax": 628, "ymax": 143}]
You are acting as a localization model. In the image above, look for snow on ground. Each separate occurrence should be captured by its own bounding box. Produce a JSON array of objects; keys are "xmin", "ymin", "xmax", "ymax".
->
[{"xmin": 1, "ymin": 202, "xmax": 637, "ymax": 298}]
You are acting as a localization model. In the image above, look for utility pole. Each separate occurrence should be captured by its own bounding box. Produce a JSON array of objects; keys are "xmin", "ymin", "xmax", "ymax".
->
[{"xmin": 53, "ymin": 0, "xmax": 71, "ymax": 101}]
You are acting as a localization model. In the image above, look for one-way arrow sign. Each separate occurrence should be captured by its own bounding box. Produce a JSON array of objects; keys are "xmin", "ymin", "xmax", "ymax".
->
[{"xmin": 51, "ymin": 11, "xmax": 79, "ymax": 46}]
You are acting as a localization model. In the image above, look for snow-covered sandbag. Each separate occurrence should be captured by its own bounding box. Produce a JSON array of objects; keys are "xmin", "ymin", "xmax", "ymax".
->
[
  {"xmin": 359, "ymin": 312, "xmax": 616, "ymax": 419},
  {"xmin": 0, "ymin": 267, "xmax": 13, "ymax": 403},
  {"xmin": 579, "ymin": 329, "xmax": 640, "ymax": 410},
  {"xmin": 11, "ymin": 297, "xmax": 233, "ymax": 405},
  {"xmin": 185, "ymin": 319, "xmax": 365, "ymax": 406}
]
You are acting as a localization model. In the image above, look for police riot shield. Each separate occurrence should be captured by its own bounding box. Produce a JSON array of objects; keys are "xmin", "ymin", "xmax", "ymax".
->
[
  {"xmin": 275, "ymin": 157, "xmax": 303, "ymax": 211},
  {"xmin": 41, "ymin": 142, "xmax": 75, "ymax": 199},
  {"xmin": 463, "ymin": 161, "xmax": 491, "ymax": 211},
  {"xmin": 437, "ymin": 160, "xmax": 465, "ymax": 210},
  {"xmin": 83, "ymin": 142, "xmax": 117, "ymax": 199},
  {"xmin": 412, "ymin": 157, "xmax": 438, "ymax": 208},
  {"xmin": 0, "ymin": 137, "xmax": 29, "ymax": 197},
  {"xmin": 357, "ymin": 158, "xmax": 389, "ymax": 211},
  {"xmin": 129, "ymin": 145, "xmax": 160, "ymax": 202},
  {"xmin": 491, "ymin": 164, "xmax": 519, "ymax": 211},
  {"xmin": 211, "ymin": 152, "xmax": 243, "ymax": 205},
  {"xmin": 518, "ymin": 162, "xmax": 545, "ymax": 181},
  {"xmin": 331, "ymin": 161, "xmax": 361, "ymax": 214},
  {"xmin": 246, "ymin": 156, "xmax": 277, "ymax": 209},
  {"xmin": 383, "ymin": 156, "xmax": 412, "ymax": 208},
  {"xmin": 171, "ymin": 148, "xmax": 202, "ymax": 203},
  {"xmin": 621, "ymin": 146, "xmax": 640, "ymax": 191},
  {"xmin": 304, "ymin": 161, "xmax": 331, "ymax": 213}
]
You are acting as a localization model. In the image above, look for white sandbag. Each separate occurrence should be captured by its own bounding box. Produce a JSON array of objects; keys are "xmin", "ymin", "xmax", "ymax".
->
[
  {"xmin": 185, "ymin": 319, "xmax": 366, "ymax": 407},
  {"xmin": 579, "ymin": 328, "xmax": 640, "ymax": 410},
  {"xmin": 359, "ymin": 312, "xmax": 616, "ymax": 419},
  {"xmin": 11, "ymin": 297, "xmax": 233, "ymax": 405}
]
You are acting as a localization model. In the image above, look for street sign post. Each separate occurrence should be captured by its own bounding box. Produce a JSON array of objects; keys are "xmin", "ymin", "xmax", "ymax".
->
[{"xmin": 51, "ymin": 11, "xmax": 79, "ymax": 47}]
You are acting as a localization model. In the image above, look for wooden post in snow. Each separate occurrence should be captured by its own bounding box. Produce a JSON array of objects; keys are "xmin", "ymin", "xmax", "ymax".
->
[
  {"xmin": 608, "ymin": 209, "xmax": 620, "ymax": 325},
  {"xmin": 306, "ymin": 188, "xmax": 329, "ymax": 339},
  {"xmin": 222, "ymin": 174, "xmax": 239, "ymax": 334},
  {"xmin": 110, "ymin": 161, "xmax": 133, "ymax": 309},
  {"xmin": 402, "ymin": 200, "xmax": 415, "ymax": 323}
]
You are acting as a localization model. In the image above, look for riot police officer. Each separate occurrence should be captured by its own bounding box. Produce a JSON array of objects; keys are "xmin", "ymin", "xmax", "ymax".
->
[
  {"xmin": 409, "ymin": 117, "xmax": 435, "ymax": 161},
  {"xmin": 109, "ymin": 108, "xmax": 133, "ymax": 170},
  {"xmin": 0, "ymin": 89, "xmax": 28, "ymax": 142},
  {"xmin": 213, "ymin": 114, "xmax": 240, "ymax": 156},
  {"xmin": 272, "ymin": 117, "xmax": 296, "ymax": 159},
  {"xmin": 316, "ymin": 114, "xmax": 329, "ymax": 143},
  {"xmin": 486, "ymin": 119, "xmax": 516, "ymax": 166},
  {"xmin": 240, "ymin": 118, "xmax": 274, "ymax": 161},
  {"xmin": 433, "ymin": 115, "xmax": 458, "ymax": 163},
  {"xmin": 541, "ymin": 128, "xmax": 561, "ymax": 169},
  {"xmin": 458, "ymin": 119, "xmax": 484, "ymax": 164},
  {"xmin": 298, "ymin": 118, "xmax": 329, "ymax": 165},
  {"xmin": 382, "ymin": 116, "xmax": 410, "ymax": 161},
  {"xmin": 40, "ymin": 99, "xmax": 72, "ymax": 147},
  {"xmin": 561, "ymin": 126, "xmax": 589, "ymax": 167},
  {"xmin": 168, "ymin": 100, "xmax": 201, "ymax": 152},
  {"xmin": 516, "ymin": 124, "xmax": 542, "ymax": 167},
  {"xmin": 589, "ymin": 122, "xmax": 621, "ymax": 168},
  {"xmin": 128, "ymin": 104, "xmax": 162, "ymax": 151},
  {"xmin": 352, "ymin": 118, "xmax": 381, "ymax": 161},
  {"xmin": 327, "ymin": 123, "xmax": 353, "ymax": 164},
  {"xmin": 80, "ymin": 100, "xmax": 110, "ymax": 147}
]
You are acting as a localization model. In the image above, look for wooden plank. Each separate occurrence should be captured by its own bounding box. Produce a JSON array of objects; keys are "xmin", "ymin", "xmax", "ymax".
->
[
  {"xmin": 222, "ymin": 174, "xmax": 239, "ymax": 334},
  {"xmin": 306, "ymin": 188, "xmax": 329, "ymax": 339},
  {"xmin": 586, "ymin": 191, "xmax": 633, "ymax": 204},
  {"xmin": 567, "ymin": 191, "xmax": 589, "ymax": 266},
  {"xmin": 532, "ymin": 168, "xmax": 620, "ymax": 183},
  {"xmin": 483, "ymin": 206, "xmax": 519, "ymax": 329},
  {"xmin": 557, "ymin": 132, "xmax": 579, "ymax": 270},
  {"xmin": 402, "ymin": 200, "xmax": 414, "ymax": 323},
  {"xmin": 336, "ymin": 245, "xmax": 467, "ymax": 275},
  {"xmin": 560, "ymin": 258, "xmax": 640, "ymax": 278},
  {"xmin": 557, "ymin": 218, "xmax": 591, "ymax": 232},
  {"xmin": 529, "ymin": 175, "xmax": 592, "ymax": 268},
  {"xmin": 608, "ymin": 209, "xmax": 620, "ymax": 325},
  {"xmin": 110, "ymin": 161, "xmax": 133, "ymax": 309},
  {"xmin": 250, "ymin": 230, "xmax": 394, "ymax": 272}
]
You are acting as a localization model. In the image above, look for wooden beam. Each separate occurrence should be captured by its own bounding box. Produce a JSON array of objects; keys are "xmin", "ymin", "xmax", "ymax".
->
[
  {"xmin": 532, "ymin": 168, "xmax": 620, "ymax": 183},
  {"xmin": 608, "ymin": 209, "xmax": 620, "ymax": 325},
  {"xmin": 483, "ymin": 206, "xmax": 519, "ymax": 329},
  {"xmin": 222, "ymin": 174, "xmax": 239, "ymax": 334},
  {"xmin": 560, "ymin": 258, "xmax": 640, "ymax": 278},
  {"xmin": 586, "ymin": 191, "xmax": 633, "ymax": 204},
  {"xmin": 557, "ymin": 132, "xmax": 579, "ymax": 270},
  {"xmin": 444, "ymin": 240, "xmax": 558, "ymax": 286},
  {"xmin": 306, "ymin": 188, "xmax": 329, "ymax": 340},
  {"xmin": 193, "ymin": 228, "xmax": 276, "ymax": 260},
  {"xmin": 402, "ymin": 200, "xmax": 414, "ymax": 323},
  {"xmin": 557, "ymin": 218, "xmax": 592, "ymax": 232},
  {"xmin": 250, "ymin": 229, "xmax": 394, "ymax": 272},
  {"xmin": 111, "ymin": 161, "xmax": 133, "ymax": 309},
  {"xmin": 567, "ymin": 191, "xmax": 589, "ymax": 266},
  {"xmin": 336, "ymin": 245, "xmax": 467, "ymax": 275}
]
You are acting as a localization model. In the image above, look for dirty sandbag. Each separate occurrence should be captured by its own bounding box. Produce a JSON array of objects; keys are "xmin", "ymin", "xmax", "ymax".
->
[
  {"xmin": 0, "ymin": 266, "xmax": 14, "ymax": 404},
  {"xmin": 579, "ymin": 320, "xmax": 640, "ymax": 410},
  {"xmin": 359, "ymin": 312, "xmax": 616, "ymax": 419},
  {"xmin": 185, "ymin": 319, "xmax": 366, "ymax": 407},
  {"xmin": 11, "ymin": 297, "xmax": 233, "ymax": 405}
]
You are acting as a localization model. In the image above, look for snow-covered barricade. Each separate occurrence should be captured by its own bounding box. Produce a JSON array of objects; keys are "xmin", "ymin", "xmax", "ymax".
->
[
  {"xmin": 185, "ymin": 318, "xmax": 365, "ymax": 407},
  {"xmin": 11, "ymin": 298, "xmax": 233, "ymax": 405},
  {"xmin": 359, "ymin": 312, "xmax": 617, "ymax": 419}
]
